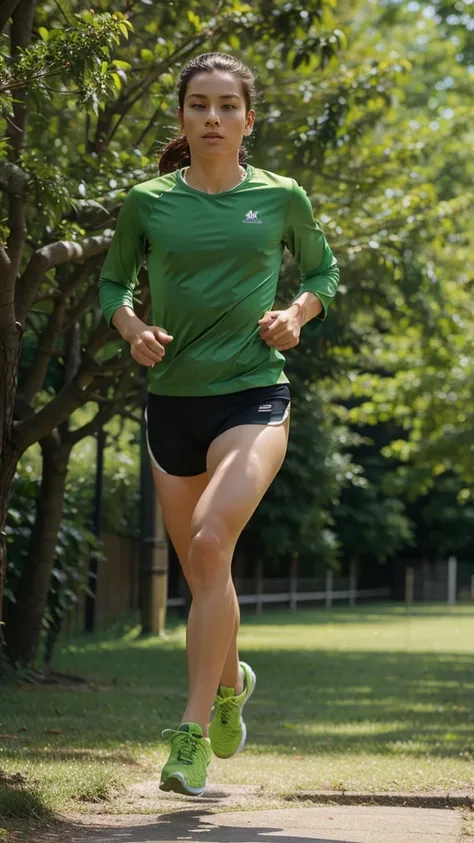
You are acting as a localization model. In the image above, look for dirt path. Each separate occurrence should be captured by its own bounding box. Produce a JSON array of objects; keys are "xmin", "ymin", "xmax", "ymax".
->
[{"xmin": 4, "ymin": 781, "xmax": 470, "ymax": 843}]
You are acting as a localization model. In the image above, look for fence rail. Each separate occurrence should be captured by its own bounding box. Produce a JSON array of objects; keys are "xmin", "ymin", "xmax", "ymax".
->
[{"xmin": 168, "ymin": 572, "xmax": 390, "ymax": 612}]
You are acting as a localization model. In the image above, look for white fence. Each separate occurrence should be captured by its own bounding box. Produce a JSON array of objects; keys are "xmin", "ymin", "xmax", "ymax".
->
[
  {"xmin": 404, "ymin": 557, "xmax": 474, "ymax": 605},
  {"xmin": 169, "ymin": 568, "xmax": 389, "ymax": 612}
]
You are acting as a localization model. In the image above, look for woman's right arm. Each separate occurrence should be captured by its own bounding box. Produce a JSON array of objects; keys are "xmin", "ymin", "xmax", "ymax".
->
[
  {"xmin": 99, "ymin": 187, "xmax": 172, "ymax": 366},
  {"xmin": 113, "ymin": 305, "xmax": 173, "ymax": 367}
]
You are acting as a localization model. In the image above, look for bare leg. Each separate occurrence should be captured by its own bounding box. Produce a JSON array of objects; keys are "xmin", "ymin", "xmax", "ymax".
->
[
  {"xmin": 152, "ymin": 470, "xmax": 243, "ymax": 700},
  {"xmin": 180, "ymin": 419, "xmax": 289, "ymax": 731},
  {"xmin": 152, "ymin": 471, "xmax": 207, "ymax": 698},
  {"xmin": 220, "ymin": 591, "xmax": 242, "ymax": 693}
]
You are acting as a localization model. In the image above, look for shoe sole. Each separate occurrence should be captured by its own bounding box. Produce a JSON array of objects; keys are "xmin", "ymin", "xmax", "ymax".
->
[
  {"xmin": 212, "ymin": 662, "xmax": 256, "ymax": 759},
  {"xmin": 159, "ymin": 772, "xmax": 206, "ymax": 796}
]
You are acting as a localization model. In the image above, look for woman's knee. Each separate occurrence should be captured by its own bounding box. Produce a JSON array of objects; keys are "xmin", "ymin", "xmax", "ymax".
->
[{"xmin": 189, "ymin": 517, "xmax": 234, "ymax": 589}]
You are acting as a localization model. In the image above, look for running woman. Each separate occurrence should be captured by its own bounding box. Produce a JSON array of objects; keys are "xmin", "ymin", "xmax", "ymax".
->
[{"xmin": 99, "ymin": 52, "xmax": 339, "ymax": 797}]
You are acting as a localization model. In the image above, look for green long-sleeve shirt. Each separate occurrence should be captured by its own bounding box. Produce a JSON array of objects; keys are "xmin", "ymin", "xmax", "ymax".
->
[{"xmin": 99, "ymin": 165, "xmax": 339, "ymax": 396}]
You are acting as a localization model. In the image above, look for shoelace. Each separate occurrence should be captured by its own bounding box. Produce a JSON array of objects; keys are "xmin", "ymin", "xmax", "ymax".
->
[
  {"xmin": 214, "ymin": 695, "xmax": 240, "ymax": 728},
  {"xmin": 163, "ymin": 729, "xmax": 199, "ymax": 765}
]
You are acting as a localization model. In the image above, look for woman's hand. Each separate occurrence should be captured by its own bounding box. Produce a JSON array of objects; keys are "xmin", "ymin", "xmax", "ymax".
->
[
  {"xmin": 129, "ymin": 322, "xmax": 174, "ymax": 367},
  {"xmin": 258, "ymin": 305, "xmax": 303, "ymax": 351}
]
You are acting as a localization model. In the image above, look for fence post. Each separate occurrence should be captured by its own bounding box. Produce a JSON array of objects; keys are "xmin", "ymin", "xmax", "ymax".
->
[
  {"xmin": 349, "ymin": 559, "xmax": 357, "ymax": 607},
  {"xmin": 256, "ymin": 557, "xmax": 263, "ymax": 614},
  {"xmin": 422, "ymin": 558, "xmax": 431, "ymax": 602},
  {"xmin": 405, "ymin": 567, "xmax": 414, "ymax": 606},
  {"xmin": 139, "ymin": 424, "xmax": 168, "ymax": 636},
  {"xmin": 447, "ymin": 556, "xmax": 457, "ymax": 605},
  {"xmin": 289, "ymin": 557, "xmax": 298, "ymax": 611},
  {"xmin": 325, "ymin": 569, "xmax": 333, "ymax": 609}
]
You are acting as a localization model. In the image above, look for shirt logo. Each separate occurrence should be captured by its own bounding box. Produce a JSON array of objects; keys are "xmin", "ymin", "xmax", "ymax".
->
[
  {"xmin": 243, "ymin": 210, "xmax": 262, "ymax": 224},
  {"xmin": 258, "ymin": 403, "xmax": 272, "ymax": 411}
]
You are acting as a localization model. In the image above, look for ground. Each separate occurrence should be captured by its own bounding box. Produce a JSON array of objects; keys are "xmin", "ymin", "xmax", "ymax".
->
[{"xmin": 1, "ymin": 604, "xmax": 473, "ymax": 840}]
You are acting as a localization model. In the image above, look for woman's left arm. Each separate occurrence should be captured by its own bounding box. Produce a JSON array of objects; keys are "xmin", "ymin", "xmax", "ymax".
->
[{"xmin": 259, "ymin": 180, "xmax": 339, "ymax": 350}]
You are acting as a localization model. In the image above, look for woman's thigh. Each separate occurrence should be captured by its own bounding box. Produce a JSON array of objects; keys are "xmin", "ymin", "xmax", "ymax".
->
[
  {"xmin": 190, "ymin": 418, "xmax": 290, "ymax": 547},
  {"xmin": 151, "ymin": 466, "xmax": 208, "ymax": 584}
]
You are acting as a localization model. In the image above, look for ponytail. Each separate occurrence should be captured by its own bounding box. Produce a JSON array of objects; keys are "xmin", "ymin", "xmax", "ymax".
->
[
  {"xmin": 159, "ymin": 134, "xmax": 249, "ymax": 176},
  {"xmin": 159, "ymin": 135, "xmax": 191, "ymax": 175}
]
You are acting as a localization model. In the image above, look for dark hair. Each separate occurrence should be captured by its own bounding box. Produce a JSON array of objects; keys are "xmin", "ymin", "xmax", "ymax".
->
[{"xmin": 159, "ymin": 52, "xmax": 256, "ymax": 175}]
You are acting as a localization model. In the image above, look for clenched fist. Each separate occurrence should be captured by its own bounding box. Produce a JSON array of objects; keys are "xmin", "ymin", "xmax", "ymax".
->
[
  {"xmin": 258, "ymin": 305, "xmax": 303, "ymax": 351},
  {"xmin": 130, "ymin": 323, "xmax": 173, "ymax": 367}
]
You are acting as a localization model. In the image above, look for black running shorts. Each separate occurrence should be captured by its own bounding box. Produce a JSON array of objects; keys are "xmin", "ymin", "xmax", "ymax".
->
[{"xmin": 145, "ymin": 384, "xmax": 291, "ymax": 477}]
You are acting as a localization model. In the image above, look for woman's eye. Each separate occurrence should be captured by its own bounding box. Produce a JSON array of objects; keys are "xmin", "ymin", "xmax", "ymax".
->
[{"xmin": 190, "ymin": 103, "xmax": 236, "ymax": 110}]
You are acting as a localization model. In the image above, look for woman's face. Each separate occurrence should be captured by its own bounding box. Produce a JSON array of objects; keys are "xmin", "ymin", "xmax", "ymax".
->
[{"xmin": 179, "ymin": 70, "xmax": 255, "ymax": 160}]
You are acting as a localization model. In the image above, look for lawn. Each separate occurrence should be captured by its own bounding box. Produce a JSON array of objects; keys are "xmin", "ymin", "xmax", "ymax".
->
[{"xmin": 1, "ymin": 603, "xmax": 473, "ymax": 819}]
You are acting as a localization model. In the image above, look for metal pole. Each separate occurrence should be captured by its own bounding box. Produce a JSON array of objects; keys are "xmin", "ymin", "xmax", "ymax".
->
[
  {"xmin": 349, "ymin": 559, "xmax": 357, "ymax": 607},
  {"xmin": 139, "ymin": 408, "xmax": 168, "ymax": 635},
  {"xmin": 289, "ymin": 557, "xmax": 298, "ymax": 612},
  {"xmin": 405, "ymin": 566, "xmax": 414, "ymax": 606},
  {"xmin": 447, "ymin": 556, "xmax": 457, "ymax": 605},
  {"xmin": 325, "ymin": 569, "xmax": 333, "ymax": 609},
  {"xmin": 85, "ymin": 425, "xmax": 106, "ymax": 633}
]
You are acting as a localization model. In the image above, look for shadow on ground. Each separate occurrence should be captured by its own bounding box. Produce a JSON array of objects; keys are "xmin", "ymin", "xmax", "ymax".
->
[{"xmin": 11, "ymin": 809, "xmax": 358, "ymax": 843}]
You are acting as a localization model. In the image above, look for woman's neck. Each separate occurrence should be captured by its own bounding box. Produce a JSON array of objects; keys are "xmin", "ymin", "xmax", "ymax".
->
[{"xmin": 183, "ymin": 155, "xmax": 245, "ymax": 194}]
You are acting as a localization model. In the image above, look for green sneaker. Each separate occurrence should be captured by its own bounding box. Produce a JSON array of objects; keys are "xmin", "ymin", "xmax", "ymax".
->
[
  {"xmin": 159, "ymin": 722, "xmax": 212, "ymax": 796},
  {"xmin": 209, "ymin": 661, "xmax": 256, "ymax": 759}
]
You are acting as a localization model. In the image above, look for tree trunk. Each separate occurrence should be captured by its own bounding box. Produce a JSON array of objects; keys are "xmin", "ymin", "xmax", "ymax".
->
[
  {"xmin": 4, "ymin": 431, "xmax": 71, "ymax": 666},
  {"xmin": 0, "ymin": 444, "xmax": 21, "ymax": 642},
  {"xmin": 0, "ymin": 325, "xmax": 23, "ymax": 641}
]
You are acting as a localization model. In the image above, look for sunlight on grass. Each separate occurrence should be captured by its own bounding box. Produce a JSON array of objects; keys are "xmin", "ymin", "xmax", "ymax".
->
[{"xmin": 1, "ymin": 604, "xmax": 474, "ymax": 812}]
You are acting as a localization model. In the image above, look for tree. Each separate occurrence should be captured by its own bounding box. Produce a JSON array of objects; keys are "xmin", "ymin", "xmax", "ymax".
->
[
  {"xmin": 0, "ymin": 0, "xmax": 345, "ymax": 663},
  {"xmin": 0, "ymin": 3, "xmax": 135, "ymax": 641},
  {"xmin": 327, "ymin": 0, "xmax": 474, "ymax": 566}
]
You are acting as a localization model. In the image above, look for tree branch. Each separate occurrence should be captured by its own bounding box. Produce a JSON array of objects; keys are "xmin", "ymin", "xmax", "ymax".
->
[
  {"xmin": 52, "ymin": 0, "xmax": 70, "ymax": 25},
  {"xmin": 64, "ymin": 326, "xmax": 82, "ymax": 387},
  {"xmin": 67, "ymin": 368, "xmax": 136, "ymax": 445},
  {"xmin": 92, "ymin": 28, "xmax": 216, "ymax": 150},
  {"xmin": 13, "ymin": 271, "xmax": 150, "ymax": 452},
  {"xmin": 6, "ymin": 0, "xmax": 35, "ymax": 155},
  {"xmin": 1, "ymin": 161, "xmax": 29, "ymax": 295},
  {"xmin": 65, "ymin": 282, "xmax": 100, "ymax": 329},
  {"xmin": 15, "ymin": 234, "xmax": 111, "ymax": 326},
  {"xmin": 0, "ymin": 0, "xmax": 20, "ymax": 34},
  {"xmin": 0, "ymin": 245, "xmax": 10, "ymax": 272},
  {"xmin": 134, "ymin": 98, "xmax": 166, "ymax": 149},
  {"xmin": 13, "ymin": 355, "xmax": 103, "ymax": 454}
]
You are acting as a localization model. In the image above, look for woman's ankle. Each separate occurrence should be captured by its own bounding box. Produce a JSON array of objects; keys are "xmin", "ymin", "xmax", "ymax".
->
[{"xmin": 220, "ymin": 663, "xmax": 244, "ymax": 695}]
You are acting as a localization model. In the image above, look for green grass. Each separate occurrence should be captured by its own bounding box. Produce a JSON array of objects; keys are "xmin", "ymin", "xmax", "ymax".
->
[{"xmin": 1, "ymin": 603, "xmax": 474, "ymax": 817}]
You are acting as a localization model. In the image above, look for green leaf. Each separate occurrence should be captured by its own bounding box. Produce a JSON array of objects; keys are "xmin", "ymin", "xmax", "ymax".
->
[
  {"xmin": 118, "ymin": 22, "xmax": 129, "ymax": 39},
  {"xmin": 38, "ymin": 27, "xmax": 49, "ymax": 42},
  {"xmin": 113, "ymin": 60, "xmax": 132, "ymax": 71},
  {"xmin": 111, "ymin": 72, "xmax": 122, "ymax": 90},
  {"xmin": 187, "ymin": 10, "xmax": 202, "ymax": 31}
]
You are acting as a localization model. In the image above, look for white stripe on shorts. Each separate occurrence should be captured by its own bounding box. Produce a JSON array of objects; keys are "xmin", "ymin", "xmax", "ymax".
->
[
  {"xmin": 144, "ymin": 406, "xmax": 168, "ymax": 474},
  {"xmin": 267, "ymin": 401, "xmax": 291, "ymax": 426}
]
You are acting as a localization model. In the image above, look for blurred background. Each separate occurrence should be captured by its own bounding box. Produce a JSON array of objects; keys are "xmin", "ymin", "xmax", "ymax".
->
[{"xmin": 1, "ymin": 0, "xmax": 473, "ymax": 670}]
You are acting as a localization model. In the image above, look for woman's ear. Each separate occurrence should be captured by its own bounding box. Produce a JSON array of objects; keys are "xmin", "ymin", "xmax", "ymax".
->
[{"xmin": 245, "ymin": 109, "xmax": 255, "ymax": 136}]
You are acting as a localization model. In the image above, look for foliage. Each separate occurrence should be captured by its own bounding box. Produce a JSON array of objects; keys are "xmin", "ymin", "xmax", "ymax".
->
[
  {"xmin": 1, "ymin": 0, "xmax": 474, "ymax": 662},
  {"xmin": 66, "ymin": 408, "xmax": 141, "ymax": 538},
  {"xmin": 4, "ymin": 458, "xmax": 103, "ymax": 664},
  {"xmin": 0, "ymin": 10, "xmax": 133, "ymax": 103}
]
